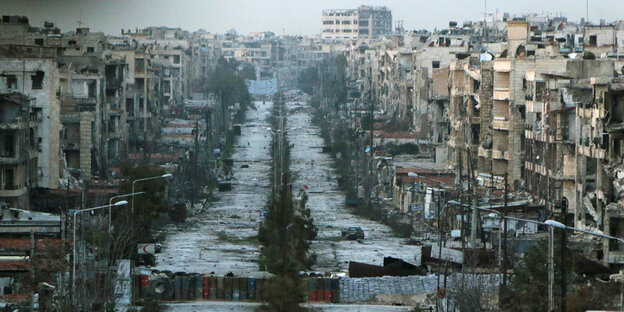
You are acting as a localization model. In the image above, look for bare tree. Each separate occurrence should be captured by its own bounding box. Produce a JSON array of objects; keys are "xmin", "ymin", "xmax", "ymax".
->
[{"xmin": 39, "ymin": 207, "xmax": 136, "ymax": 312}]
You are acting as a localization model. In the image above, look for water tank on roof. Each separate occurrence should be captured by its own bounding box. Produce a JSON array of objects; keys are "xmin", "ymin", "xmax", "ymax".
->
[
  {"xmin": 479, "ymin": 53, "xmax": 494, "ymax": 61},
  {"xmin": 449, "ymin": 21, "xmax": 458, "ymax": 28}
]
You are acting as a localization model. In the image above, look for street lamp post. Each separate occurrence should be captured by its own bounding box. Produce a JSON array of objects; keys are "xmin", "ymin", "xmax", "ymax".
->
[
  {"xmin": 131, "ymin": 173, "xmax": 172, "ymax": 215},
  {"xmin": 107, "ymin": 192, "xmax": 145, "ymax": 265},
  {"xmin": 108, "ymin": 192, "xmax": 146, "ymax": 238},
  {"xmin": 72, "ymin": 201, "xmax": 129, "ymax": 296}
]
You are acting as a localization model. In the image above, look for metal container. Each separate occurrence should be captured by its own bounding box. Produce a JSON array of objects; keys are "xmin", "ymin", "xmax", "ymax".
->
[
  {"xmin": 224, "ymin": 277, "xmax": 232, "ymax": 300},
  {"xmin": 139, "ymin": 274, "xmax": 149, "ymax": 298},
  {"xmin": 239, "ymin": 277, "xmax": 247, "ymax": 300},
  {"xmin": 247, "ymin": 278, "xmax": 256, "ymax": 301},
  {"xmin": 210, "ymin": 276, "xmax": 217, "ymax": 299},
  {"xmin": 195, "ymin": 274, "xmax": 203, "ymax": 300},
  {"xmin": 173, "ymin": 276, "xmax": 182, "ymax": 300},
  {"xmin": 202, "ymin": 276, "xmax": 210, "ymax": 299},
  {"xmin": 307, "ymin": 278, "xmax": 317, "ymax": 301},
  {"xmin": 188, "ymin": 274, "xmax": 196, "ymax": 300},
  {"xmin": 316, "ymin": 278, "xmax": 324, "ymax": 301},
  {"xmin": 182, "ymin": 275, "xmax": 190, "ymax": 300},
  {"xmin": 323, "ymin": 278, "xmax": 332, "ymax": 302},
  {"xmin": 216, "ymin": 276, "xmax": 224, "ymax": 299},
  {"xmin": 232, "ymin": 277, "xmax": 240, "ymax": 301},
  {"xmin": 331, "ymin": 278, "xmax": 340, "ymax": 303}
]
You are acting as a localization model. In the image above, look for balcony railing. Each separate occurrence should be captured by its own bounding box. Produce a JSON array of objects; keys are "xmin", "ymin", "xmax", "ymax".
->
[{"xmin": 492, "ymin": 119, "xmax": 510, "ymax": 131}]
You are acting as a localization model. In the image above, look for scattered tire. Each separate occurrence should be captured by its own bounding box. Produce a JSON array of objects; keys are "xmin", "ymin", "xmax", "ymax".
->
[{"xmin": 149, "ymin": 276, "xmax": 174, "ymax": 300}]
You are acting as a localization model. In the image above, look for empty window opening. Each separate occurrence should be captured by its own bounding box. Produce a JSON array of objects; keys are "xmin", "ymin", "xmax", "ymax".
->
[
  {"xmin": 589, "ymin": 35, "xmax": 597, "ymax": 46},
  {"xmin": 31, "ymin": 71, "xmax": 44, "ymax": 90},
  {"xmin": 6, "ymin": 75, "xmax": 17, "ymax": 89}
]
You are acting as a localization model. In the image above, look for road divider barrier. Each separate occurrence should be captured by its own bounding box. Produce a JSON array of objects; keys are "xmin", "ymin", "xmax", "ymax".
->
[{"xmin": 135, "ymin": 271, "xmax": 339, "ymax": 303}]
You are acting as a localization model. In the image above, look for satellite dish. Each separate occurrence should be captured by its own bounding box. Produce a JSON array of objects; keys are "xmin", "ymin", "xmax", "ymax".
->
[{"xmin": 479, "ymin": 53, "xmax": 493, "ymax": 61}]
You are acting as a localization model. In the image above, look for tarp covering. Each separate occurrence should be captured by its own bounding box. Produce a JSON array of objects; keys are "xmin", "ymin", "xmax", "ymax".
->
[{"xmin": 246, "ymin": 78, "xmax": 278, "ymax": 96}]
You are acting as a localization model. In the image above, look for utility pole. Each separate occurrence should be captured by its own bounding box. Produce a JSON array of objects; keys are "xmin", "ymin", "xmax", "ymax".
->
[
  {"xmin": 502, "ymin": 172, "xmax": 508, "ymax": 286},
  {"xmin": 560, "ymin": 198, "xmax": 567, "ymax": 312},
  {"xmin": 192, "ymin": 122, "xmax": 199, "ymax": 207},
  {"xmin": 549, "ymin": 226, "xmax": 555, "ymax": 312},
  {"xmin": 206, "ymin": 109, "xmax": 212, "ymax": 161},
  {"xmin": 459, "ymin": 149, "xmax": 465, "ymax": 274},
  {"xmin": 369, "ymin": 90, "xmax": 374, "ymax": 154}
]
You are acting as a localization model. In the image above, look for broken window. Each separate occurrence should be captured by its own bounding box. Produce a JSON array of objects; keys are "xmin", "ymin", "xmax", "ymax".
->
[
  {"xmin": 1, "ymin": 131, "xmax": 15, "ymax": 157},
  {"xmin": 432, "ymin": 61, "xmax": 440, "ymax": 69},
  {"xmin": 87, "ymin": 47, "xmax": 94, "ymax": 53},
  {"xmin": 31, "ymin": 71, "xmax": 44, "ymax": 90},
  {"xmin": 34, "ymin": 38, "xmax": 43, "ymax": 46},
  {"xmin": 4, "ymin": 168, "xmax": 14, "ymax": 190},
  {"xmin": 6, "ymin": 75, "xmax": 17, "ymax": 89},
  {"xmin": 135, "ymin": 59, "xmax": 145, "ymax": 72},
  {"xmin": 173, "ymin": 55, "xmax": 180, "ymax": 64},
  {"xmin": 535, "ymin": 81, "xmax": 545, "ymax": 101},
  {"xmin": 68, "ymin": 40, "xmax": 76, "ymax": 45},
  {"xmin": 87, "ymin": 80, "xmax": 96, "ymax": 98},
  {"xmin": 589, "ymin": 35, "xmax": 597, "ymax": 46}
]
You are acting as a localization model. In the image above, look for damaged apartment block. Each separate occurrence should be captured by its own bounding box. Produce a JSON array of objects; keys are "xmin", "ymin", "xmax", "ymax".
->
[{"xmin": 0, "ymin": 94, "xmax": 41, "ymax": 209}]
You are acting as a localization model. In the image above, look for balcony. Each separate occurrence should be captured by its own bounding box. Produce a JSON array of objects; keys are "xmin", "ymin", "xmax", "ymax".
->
[
  {"xmin": 0, "ymin": 186, "xmax": 27, "ymax": 197},
  {"xmin": 493, "ymin": 60, "xmax": 511, "ymax": 72},
  {"xmin": 607, "ymin": 251, "xmax": 624, "ymax": 264},
  {"xmin": 493, "ymin": 88, "xmax": 510, "ymax": 100},
  {"xmin": 0, "ymin": 117, "xmax": 37, "ymax": 130},
  {"xmin": 491, "ymin": 149, "xmax": 510, "ymax": 161},
  {"xmin": 525, "ymin": 161, "xmax": 547, "ymax": 175},
  {"xmin": 577, "ymin": 144, "xmax": 607, "ymax": 160},
  {"xmin": 492, "ymin": 119, "xmax": 510, "ymax": 131},
  {"xmin": 478, "ymin": 146, "xmax": 491, "ymax": 158}
]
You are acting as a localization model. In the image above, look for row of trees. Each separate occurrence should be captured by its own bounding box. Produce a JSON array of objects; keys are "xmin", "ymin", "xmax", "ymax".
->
[{"xmin": 257, "ymin": 93, "xmax": 317, "ymax": 312}]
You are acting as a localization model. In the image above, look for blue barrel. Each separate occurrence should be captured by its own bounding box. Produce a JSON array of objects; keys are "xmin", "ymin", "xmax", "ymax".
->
[
  {"xmin": 224, "ymin": 277, "xmax": 232, "ymax": 300},
  {"xmin": 232, "ymin": 277, "xmax": 240, "ymax": 301},
  {"xmin": 247, "ymin": 278, "xmax": 256, "ymax": 300},
  {"xmin": 195, "ymin": 275, "xmax": 203, "ymax": 300},
  {"xmin": 188, "ymin": 274, "xmax": 196, "ymax": 300},
  {"xmin": 174, "ymin": 276, "xmax": 182, "ymax": 300},
  {"xmin": 182, "ymin": 275, "xmax": 190, "ymax": 300}
]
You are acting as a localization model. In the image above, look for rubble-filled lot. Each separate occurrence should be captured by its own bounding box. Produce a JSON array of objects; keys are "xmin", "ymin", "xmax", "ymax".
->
[
  {"xmin": 149, "ymin": 101, "xmax": 273, "ymax": 276},
  {"xmin": 287, "ymin": 101, "xmax": 423, "ymax": 271}
]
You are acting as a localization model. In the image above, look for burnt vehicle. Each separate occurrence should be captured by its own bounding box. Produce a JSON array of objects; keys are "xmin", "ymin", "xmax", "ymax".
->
[{"xmin": 341, "ymin": 226, "xmax": 364, "ymax": 240}]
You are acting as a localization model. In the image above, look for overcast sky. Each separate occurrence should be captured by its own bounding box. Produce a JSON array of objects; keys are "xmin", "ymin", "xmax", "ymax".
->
[{"xmin": 4, "ymin": 0, "xmax": 624, "ymax": 36}]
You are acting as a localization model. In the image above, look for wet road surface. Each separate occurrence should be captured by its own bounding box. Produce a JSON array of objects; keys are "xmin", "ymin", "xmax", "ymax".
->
[
  {"xmin": 151, "ymin": 101, "xmax": 272, "ymax": 276},
  {"xmin": 286, "ymin": 101, "xmax": 422, "ymax": 272}
]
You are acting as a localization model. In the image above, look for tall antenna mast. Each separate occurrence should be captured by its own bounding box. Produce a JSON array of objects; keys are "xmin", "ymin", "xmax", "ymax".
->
[
  {"xmin": 484, "ymin": 0, "xmax": 487, "ymax": 43},
  {"xmin": 583, "ymin": 0, "xmax": 588, "ymax": 40},
  {"xmin": 77, "ymin": 9, "xmax": 83, "ymax": 27}
]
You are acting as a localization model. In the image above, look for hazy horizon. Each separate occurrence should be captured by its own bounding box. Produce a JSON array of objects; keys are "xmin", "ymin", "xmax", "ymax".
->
[{"xmin": 3, "ymin": 0, "xmax": 624, "ymax": 36}]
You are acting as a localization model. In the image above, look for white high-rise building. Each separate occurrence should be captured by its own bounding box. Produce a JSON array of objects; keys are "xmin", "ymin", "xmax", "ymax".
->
[{"xmin": 321, "ymin": 6, "xmax": 392, "ymax": 40}]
